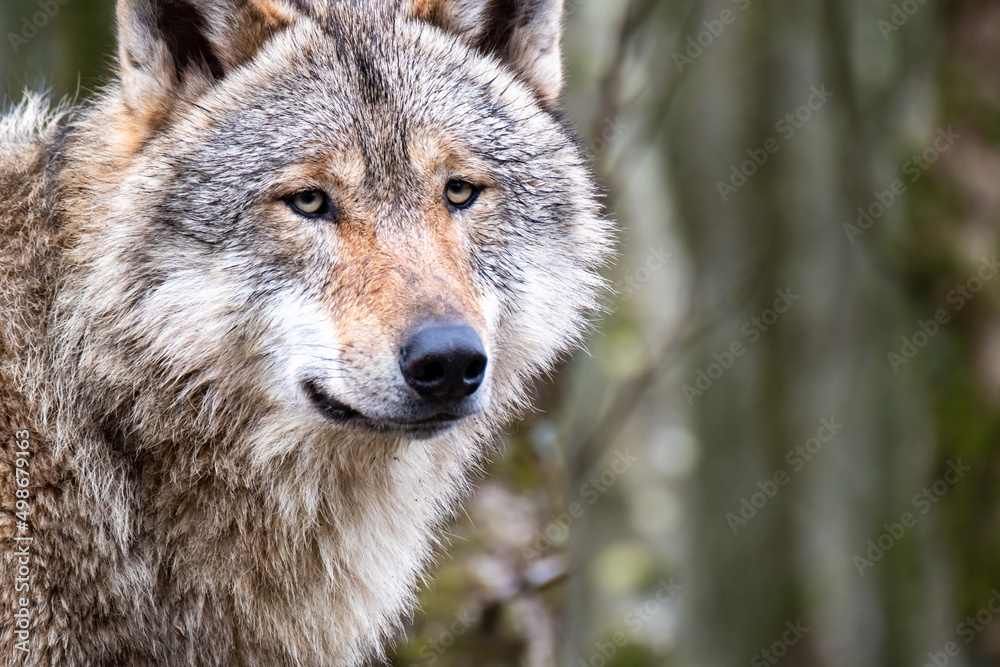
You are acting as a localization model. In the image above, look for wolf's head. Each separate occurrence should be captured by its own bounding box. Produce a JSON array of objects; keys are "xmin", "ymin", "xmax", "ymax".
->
[{"xmin": 55, "ymin": 0, "xmax": 612, "ymax": 462}]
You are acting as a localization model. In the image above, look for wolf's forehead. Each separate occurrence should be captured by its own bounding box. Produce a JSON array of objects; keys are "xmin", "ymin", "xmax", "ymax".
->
[
  {"xmin": 238, "ymin": 32, "xmax": 472, "ymax": 132},
  {"xmin": 195, "ymin": 12, "xmax": 555, "ymax": 192}
]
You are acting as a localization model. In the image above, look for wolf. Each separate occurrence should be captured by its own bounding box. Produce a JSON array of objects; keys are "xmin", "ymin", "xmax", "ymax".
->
[{"xmin": 0, "ymin": 0, "xmax": 612, "ymax": 664}]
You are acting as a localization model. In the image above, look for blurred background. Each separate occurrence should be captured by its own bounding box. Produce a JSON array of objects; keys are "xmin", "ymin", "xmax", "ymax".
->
[{"xmin": 5, "ymin": 0, "xmax": 1000, "ymax": 665}]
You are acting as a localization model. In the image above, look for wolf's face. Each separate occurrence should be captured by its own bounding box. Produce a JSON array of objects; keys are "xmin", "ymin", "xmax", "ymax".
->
[{"xmin": 62, "ymin": 0, "xmax": 610, "ymax": 457}]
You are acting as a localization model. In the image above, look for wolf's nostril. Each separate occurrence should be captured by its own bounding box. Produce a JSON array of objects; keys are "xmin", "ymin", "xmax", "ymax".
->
[
  {"xmin": 400, "ymin": 324, "xmax": 487, "ymax": 401},
  {"xmin": 464, "ymin": 358, "xmax": 485, "ymax": 381},
  {"xmin": 413, "ymin": 361, "xmax": 445, "ymax": 382}
]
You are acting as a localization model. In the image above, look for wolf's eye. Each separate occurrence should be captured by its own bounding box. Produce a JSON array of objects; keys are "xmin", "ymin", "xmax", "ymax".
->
[
  {"xmin": 445, "ymin": 180, "xmax": 479, "ymax": 209},
  {"xmin": 288, "ymin": 190, "xmax": 330, "ymax": 217}
]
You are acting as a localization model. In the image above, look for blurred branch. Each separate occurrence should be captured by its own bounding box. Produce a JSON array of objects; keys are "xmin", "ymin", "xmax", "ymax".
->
[
  {"xmin": 568, "ymin": 248, "xmax": 775, "ymax": 482},
  {"xmin": 567, "ymin": 320, "xmax": 694, "ymax": 482},
  {"xmin": 590, "ymin": 0, "xmax": 658, "ymax": 138},
  {"xmin": 568, "ymin": 342, "xmax": 676, "ymax": 482},
  {"xmin": 601, "ymin": 1, "xmax": 704, "ymax": 177},
  {"xmin": 592, "ymin": 0, "xmax": 698, "ymax": 152},
  {"xmin": 512, "ymin": 594, "xmax": 558, "ymax": 667}
]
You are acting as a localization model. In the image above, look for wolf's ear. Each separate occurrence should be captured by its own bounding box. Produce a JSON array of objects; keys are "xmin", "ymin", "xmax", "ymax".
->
[
  {"xmin": 117, "ymin": 0, "xmax": 292, "ymax": 131},
  {"xmin": 411, "ymin": 0, "xmax": 565, "ymax": 105}
]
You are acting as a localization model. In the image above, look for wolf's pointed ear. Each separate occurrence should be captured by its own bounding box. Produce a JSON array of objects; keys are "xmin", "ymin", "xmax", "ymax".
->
[
  {"xmin": 116, "ymin": 0, "xmax": 293, "ymax": 131},
  {"xmin": 411, "ymin": 0, "xmax": 565, "ymax": 105}
]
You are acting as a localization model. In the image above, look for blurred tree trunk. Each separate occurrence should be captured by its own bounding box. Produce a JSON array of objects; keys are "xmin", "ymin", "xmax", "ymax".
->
[
  {"xmin": 665, "ymin": 1, "xmax": 950, "ymax": 666},
  {"xmin": 918, "ymin": 2, "xmax": 1000, "ymax": 663}
]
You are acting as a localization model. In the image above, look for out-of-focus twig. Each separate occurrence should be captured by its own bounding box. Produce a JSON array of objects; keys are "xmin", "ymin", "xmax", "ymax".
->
[
  {"xmin": 590, "ymin": 0, "xmax": 661, "ymax": 141},
  {"xmin": 568, "ymin": 252, "xmax": 774, "ymax": 482},
  {"xmin": 512, "ymin": 594, "xmax": 558, "ymax": 667},
  {"xmin": 592, "ymin": 0, "xmax": 701, "ymax": 176},
  {"xmin": 567, "ymin": 321, "xmax": 693, "ymax": 482}
]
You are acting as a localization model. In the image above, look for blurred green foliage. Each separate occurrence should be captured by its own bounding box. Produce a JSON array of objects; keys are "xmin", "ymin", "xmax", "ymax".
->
[{"xmin": 2, "ymin": 0, "xmax": 114, "ymax": 100}]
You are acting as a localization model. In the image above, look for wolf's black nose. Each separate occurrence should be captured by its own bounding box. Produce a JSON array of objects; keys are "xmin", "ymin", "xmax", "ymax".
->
[{"xmin": 400, "ymin": 325, "xmax": 487, "ymax": 401}]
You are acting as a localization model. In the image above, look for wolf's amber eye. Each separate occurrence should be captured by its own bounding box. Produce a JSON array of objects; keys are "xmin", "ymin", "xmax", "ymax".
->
[
  {"xmin": 445, "ymin": 180, "xmax": 479, "ymax": 208},
  {"xmin": 288, "ymin": 190, "xmax": 329, "ymax": 217}
]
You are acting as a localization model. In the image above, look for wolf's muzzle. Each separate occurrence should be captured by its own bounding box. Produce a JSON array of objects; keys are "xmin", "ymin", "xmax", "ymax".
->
[{"xmin": 399, "ymin": 324, "xmax": 487, "ymax": 401}]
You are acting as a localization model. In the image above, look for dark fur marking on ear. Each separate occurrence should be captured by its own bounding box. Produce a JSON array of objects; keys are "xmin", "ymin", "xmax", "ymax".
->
[
  {"xmin": 155, "ymin": 0, "xmax": 225, "ymax": 80},
  {"xmin": 477, "ymin": 0, "xmax": 520, "ymax": 62}
]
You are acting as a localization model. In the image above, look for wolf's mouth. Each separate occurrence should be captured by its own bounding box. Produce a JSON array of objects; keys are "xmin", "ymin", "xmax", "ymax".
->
[
  {"xmin": 304, "ymin": 380, "xmax": 364, "ymax": 422},
  {"xmin": 303, "ymin": 380, "xmax": 467, "ymax": 439}
]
